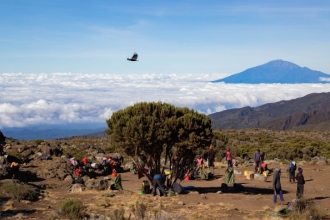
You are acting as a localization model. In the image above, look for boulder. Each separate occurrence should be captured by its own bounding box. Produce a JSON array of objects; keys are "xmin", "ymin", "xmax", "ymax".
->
[
  {"xmin": 85, "ymin": 179, "xmax": 109, "ymax": 190},
  {"xmin": 22, "ymin": 149, "xmax": 34, "ymax": 158},
  {"xmin": 63, "ymin": 175, "xmax": 73, "ymax": 184},
  {"xmin": 18, "ymin": 145, "xmax": 28, "ymax": 153},
  {"xmin": 71, "ymin": 184, "xmax": 86, "ymax": 193}
]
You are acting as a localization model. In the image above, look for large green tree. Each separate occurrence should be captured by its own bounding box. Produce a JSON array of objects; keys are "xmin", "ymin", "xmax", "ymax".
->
[{"xmin": 105, "ymin": 102, "xmax": 213, "ymax": 183}]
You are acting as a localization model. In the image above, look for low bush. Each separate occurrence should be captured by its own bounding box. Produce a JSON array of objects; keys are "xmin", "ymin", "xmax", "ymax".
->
[
  {"xmin": 130, "ymin": 200, "xmax": 147, "ymax": 220},
  {"xmin": 289, "ymin": 198, "xmax": 325, "ymax": 220},
  {"xmin": 0, "ymin": 181, "xmax": 38, "ymax": 201},
  {"xmin": 56, "ymin": 198, "xmax": 85, "ymax": 220},
  {"xmin": 109, "ymin": 207, "xmax": 126, "ymax": 220}
]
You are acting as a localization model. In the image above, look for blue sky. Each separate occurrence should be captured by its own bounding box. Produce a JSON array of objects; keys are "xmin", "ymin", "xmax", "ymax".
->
[{"xmin": 1, "ymin": 0, "xmax": 330, "ymax": 74}]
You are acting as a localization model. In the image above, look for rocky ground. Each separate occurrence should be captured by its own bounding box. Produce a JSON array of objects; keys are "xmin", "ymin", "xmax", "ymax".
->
[{"xmin": 0, "ymin": 137, "xmax": 330, "ymax": 219}]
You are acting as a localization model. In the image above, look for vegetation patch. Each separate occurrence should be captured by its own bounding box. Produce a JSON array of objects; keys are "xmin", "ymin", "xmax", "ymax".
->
[
  {"xmin": 288, "ymin": 198, "xmax": 325, "ymax": 220},
  {"xmin": 56, "ymin": 198, "xmax": 85, "ymax": 220},
  {"xmin": 0, "ymin": 181, "xmax": 38, "ymax": 201}
]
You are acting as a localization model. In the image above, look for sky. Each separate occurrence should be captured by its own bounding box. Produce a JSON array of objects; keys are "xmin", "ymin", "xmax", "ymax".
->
[
  {"xmin": 1, "ymin": 0, "xmax": 330, "ymax": 74},
  {"xmin": 1, "ymin": 1, "xmax": 330, "ymax": 129}
]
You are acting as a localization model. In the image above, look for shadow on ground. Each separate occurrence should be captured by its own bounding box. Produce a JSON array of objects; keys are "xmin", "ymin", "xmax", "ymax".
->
[
  {"xmin": 0, "ymin": 209, "xmax": 36, "ymax": 218},
  {"xmin": 194, "ymin": 184, "xmax": 289, "ymax": 195}
]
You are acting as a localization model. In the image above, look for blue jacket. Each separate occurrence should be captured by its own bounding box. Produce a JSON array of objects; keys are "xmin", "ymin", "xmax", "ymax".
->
[{"xmin": 254, "ymin": 151, "xmax": 260, "ymax": 162}]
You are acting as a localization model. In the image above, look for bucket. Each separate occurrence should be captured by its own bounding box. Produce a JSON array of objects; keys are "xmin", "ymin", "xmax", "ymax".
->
[
  {"xmin": 184, "ymin": 174, "xmax": 190, "ymax": 180},
  {"xmin": 243, "ymin": 170, "xmax": 249, "ymax": 177},
  {"xmin": 262, "ymin": 171, "xmax": 268, "ymax": 177}
]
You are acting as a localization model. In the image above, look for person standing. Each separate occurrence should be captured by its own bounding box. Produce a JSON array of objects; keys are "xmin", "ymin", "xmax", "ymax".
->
[
  {"xmin": 295, "ymin": 167, "xmax": 305, "ymax": 199},
  {"xmin": 225, "ymin": 148, "xmax": 232, "ymax": 167},
  {"xmin": 208, "ymin": 146, "xmax": 215, "ymax": 168},
  {"xmin": 196, "ymin": 155, "xmax": 205, "ymax": 178},
  {"xmin": 272, "ymin": 167, "xmax": 285, "ymax": 204},
  {"xmin": 260, "ymin": 151, "xmax": 266, "ymax": 162},
  {"xmin": 253, "ymin": 149, "xmax": 261, "ymax": 173},
  {"xmin": 288, "ymin": 158, "xmax": 297, "ymax": 183}
]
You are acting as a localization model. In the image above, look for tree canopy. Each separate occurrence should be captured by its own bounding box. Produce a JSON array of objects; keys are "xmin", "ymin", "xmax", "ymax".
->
[{"xmin": 105, "ymin": 101, "xmax": 213, "ymax": 183}]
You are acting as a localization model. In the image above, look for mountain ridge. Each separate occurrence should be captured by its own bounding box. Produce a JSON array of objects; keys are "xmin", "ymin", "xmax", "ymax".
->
[{"xmin": 209, "ymin": 92, "xmax": 330, "ymax": 131}]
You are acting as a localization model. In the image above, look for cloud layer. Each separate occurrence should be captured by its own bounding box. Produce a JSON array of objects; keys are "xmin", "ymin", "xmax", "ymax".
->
[{"xmin": 1, "ymin": 73, "xmax": 330, "ymax": 128}]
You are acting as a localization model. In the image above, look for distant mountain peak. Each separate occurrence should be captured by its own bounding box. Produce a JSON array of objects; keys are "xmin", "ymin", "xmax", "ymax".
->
[
  {"xmin": 212, "ymin": 60, "xmax": 330, "ymax": 84},
  {"xmin": 264, "ymin": 60, "xmax": 300, "ymax": 69}
]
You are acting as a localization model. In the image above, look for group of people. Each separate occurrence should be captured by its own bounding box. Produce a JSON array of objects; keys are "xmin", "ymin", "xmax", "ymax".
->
[
  {"xmin": 201, "ymin": 147, "xmax": 307, "ymax": 203},
  {"xmin": 272, "ymin": 164, "xmax": 305, "ymax": 203},
  {"xmin": 67, "ymin": 154, "xmax": 123, "ymax": 183}
]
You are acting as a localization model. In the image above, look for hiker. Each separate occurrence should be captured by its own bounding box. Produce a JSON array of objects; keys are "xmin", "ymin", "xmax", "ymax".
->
[
  {"xmin": 272, "ymin": 167, "xmax": 285, "ymax": 204},
  {"xmin": 253, "ymin": 149, "xmax": 261, "ymax": 173},
  {"xmin": 260, "ymin": 151, "xmax": 266, "ymax": 162},
  {"xmin": 195, "ymin": 155, "xmax": 204, "ymax": 178},
  {"xmin": 295, "ymin": 167, "xmax": 305, "ymax": 199},
  {"xmin": 151, "ymin": 173, "xmax": 167, "ymax": 196},
  {"xmin": 288, "ymin": 158, "xmax": 297, "ymax": 183},
  {"xmin": 208, "ymin": 145, "xmax": 215, "ymax": 168},
  {"xmin": 225, "ymin": 147, "xmax": 232, "ymax": 167}
]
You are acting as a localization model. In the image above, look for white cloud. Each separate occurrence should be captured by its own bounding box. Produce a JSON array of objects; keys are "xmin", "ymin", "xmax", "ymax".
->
[
  {"xmin": 0, "ymin": 73, "xmax": 330, "ymax": 128},
  {"xmin": 320, "ymin": 77, "xmax": 330, "ymax": 82}
]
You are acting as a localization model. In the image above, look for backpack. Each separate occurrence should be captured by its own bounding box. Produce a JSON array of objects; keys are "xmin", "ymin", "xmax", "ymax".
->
[
  {"xmin": 289, "ymin": 162, "xmax": 297, "ymax": 171},
  {"xmin": 142, "ymin": 180, "xmax": 151, "ymax": 194},
  {"xmin": 75, "ymin": 168, "xmax": 81, "ymax": 177}
]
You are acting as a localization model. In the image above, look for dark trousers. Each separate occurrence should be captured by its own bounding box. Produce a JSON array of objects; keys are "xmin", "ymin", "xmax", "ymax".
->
[
  {"xmin": 289, "ymin": 170, "xmax": 295, "ymax": 182},
  {"xmin": 227, "ymin": 159, "xmax": 232, "ymax": 167},
  {"xmin": 208, "ymin": 158, "xmax": 214, "ymax": 167},
  {"xmin": 151, "ymin": 178, "xmax": 166, "ymax": 196},
  {"xmin": 255, "ymin": 161, "xmax": 260, "ymax": 172},
  {"xmin": 296, "ymin": 184, "xmax": 304, "ymax": 199}
]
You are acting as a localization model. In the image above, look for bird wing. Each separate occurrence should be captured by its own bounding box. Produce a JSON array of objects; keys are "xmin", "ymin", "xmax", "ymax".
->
[{"xmin": 132, "ymin": 53, "xmax": 138, "ymax": 60}]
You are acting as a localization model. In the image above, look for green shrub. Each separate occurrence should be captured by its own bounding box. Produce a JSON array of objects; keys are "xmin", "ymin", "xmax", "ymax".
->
[
  {"xmin": 0, "ymin": 182, "xmax": 38, "ymax": 201},
  {"xmin": 57, "ymin": 198, "xmax": 85, "ymax": 220}
]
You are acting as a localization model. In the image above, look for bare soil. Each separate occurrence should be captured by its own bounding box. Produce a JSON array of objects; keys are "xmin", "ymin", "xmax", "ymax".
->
[{"xmin": 1, "ymin": 162, "xmax": 330, "ymax": 220}]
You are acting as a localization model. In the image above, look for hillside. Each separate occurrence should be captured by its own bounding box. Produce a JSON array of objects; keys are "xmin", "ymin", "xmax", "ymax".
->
[
  {"xmin": 209, "ymin": 92, "xmax": 330, "ymax": 131},
  {"xmin": 1, "ymin": 129, "xmax": 330, "ymax": 219},
  {"xmin": 212, "ymin": 60, "xmax": 330, "ymax": 84}
]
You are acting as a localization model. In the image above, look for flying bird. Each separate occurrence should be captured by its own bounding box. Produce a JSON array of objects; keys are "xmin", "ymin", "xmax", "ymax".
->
[{"xmin": 127, "ymin": 53, "xmax": 138, "ymax": 61}]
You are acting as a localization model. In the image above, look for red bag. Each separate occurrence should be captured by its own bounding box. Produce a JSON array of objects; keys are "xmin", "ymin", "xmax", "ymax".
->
[{"xmin": 75, "ymin": 168, "xmax": 80, "ymax": 177}]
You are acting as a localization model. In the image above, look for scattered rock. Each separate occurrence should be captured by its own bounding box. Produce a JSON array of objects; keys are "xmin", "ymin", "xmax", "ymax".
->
[{"xmin": 71, "ymin": 183, "xmax": 86, "ymax": 192}]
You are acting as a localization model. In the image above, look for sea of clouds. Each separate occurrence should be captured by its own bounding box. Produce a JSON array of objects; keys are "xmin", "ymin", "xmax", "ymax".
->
[{"xmin": 1, "ymin": 72, "xmax": 330, "ymax": 129}]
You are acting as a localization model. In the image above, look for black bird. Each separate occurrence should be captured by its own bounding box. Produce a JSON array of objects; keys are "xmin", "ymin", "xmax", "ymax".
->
[{"xmin": 127, "ymin": 53, "xmax": 138, "ymax": 61}]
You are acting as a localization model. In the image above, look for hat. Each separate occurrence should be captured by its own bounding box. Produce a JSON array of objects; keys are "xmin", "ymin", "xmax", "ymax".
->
[{"xmin": 82, "ymin": 157, "xmax": 88, "ymax": 164}]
